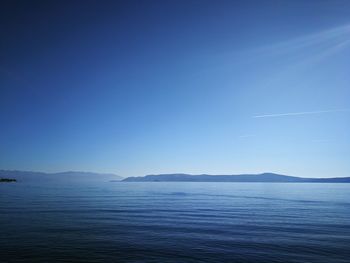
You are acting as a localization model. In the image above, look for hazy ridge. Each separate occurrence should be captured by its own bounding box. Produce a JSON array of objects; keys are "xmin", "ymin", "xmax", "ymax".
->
[
  {"xmin": 0, "ymin": 170, "xmax": 123, "ymax": 182},
  {"xmin": 122, "ymin": 173, "xmax": 350, "ymax": 183},
  {"xmin": 2, "ymin": 170, "xmax": 350, "ymax": 183}
]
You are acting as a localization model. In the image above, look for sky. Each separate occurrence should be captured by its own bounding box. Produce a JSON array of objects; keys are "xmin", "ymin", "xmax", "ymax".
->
[{"xmin": 1, "ymin": 0, "xmax": 350, "ymax": 178}]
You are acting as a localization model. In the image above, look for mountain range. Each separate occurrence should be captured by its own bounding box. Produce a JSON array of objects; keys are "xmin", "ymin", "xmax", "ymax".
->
[
  {"xmin": 2, "ymin": 170, "xmax": 350, "ymax": 183},
  {"xmin": 122, "ymin": 173, "xmax": 350, "ymax": 183},
  {"xmin": 0, "ymin": 170, "xmax": 122, "ymax": 182}
]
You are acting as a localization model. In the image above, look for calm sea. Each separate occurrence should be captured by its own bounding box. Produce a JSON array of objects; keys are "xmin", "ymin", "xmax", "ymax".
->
[{"xmin": 1, "ymin": 181, "xmax": 350, "ymax": 262}]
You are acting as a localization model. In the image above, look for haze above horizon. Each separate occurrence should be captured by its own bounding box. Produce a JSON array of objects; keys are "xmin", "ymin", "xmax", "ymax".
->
[{"xmin": 1, "ymin": 0, "xmax": 350, "ymax": 178}]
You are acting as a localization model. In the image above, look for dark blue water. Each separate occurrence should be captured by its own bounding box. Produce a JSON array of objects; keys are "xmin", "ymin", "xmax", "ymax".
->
[{"xmin": 1, "ymin": 182, "xmax": 350, "ymax": 262}]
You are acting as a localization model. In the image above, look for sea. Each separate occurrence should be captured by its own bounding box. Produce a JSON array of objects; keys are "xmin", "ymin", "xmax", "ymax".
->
[{"xmin": 1, "ymin": 181, "xmax": 350, "ymax": 262}]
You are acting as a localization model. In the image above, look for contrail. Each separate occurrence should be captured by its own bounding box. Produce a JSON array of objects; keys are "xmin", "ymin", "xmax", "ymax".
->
[{"xmin": 253, "ymin": 109, "xmax": 350, "ymax": 118}]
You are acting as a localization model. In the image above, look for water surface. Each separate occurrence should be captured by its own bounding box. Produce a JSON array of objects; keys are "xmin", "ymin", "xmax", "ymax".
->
[{"xmin": 1, "ymin": 182, "xmax": 350, "ymax": 262}]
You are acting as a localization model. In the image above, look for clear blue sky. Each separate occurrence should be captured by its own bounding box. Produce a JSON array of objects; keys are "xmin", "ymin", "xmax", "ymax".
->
[{"xmin": 1, "ymin": 0, "xmax": 350, "ymax": 177}]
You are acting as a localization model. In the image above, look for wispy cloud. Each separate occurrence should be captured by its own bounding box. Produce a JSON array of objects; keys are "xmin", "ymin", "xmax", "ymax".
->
[
  {"xmin": 253, "ymin": 109, "xmax": 350, "ymax": 118},
  {"xmin": 255, "ymin": 24, "xmax": 350, "ymax": 56}
]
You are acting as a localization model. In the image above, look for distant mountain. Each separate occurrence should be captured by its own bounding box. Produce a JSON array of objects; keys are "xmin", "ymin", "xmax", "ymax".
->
[
  {"xmin": 0, "ymin": 170, "xmax": 123, "ymax": 182},
  {"xmin": 122, "ymin": 173, "xmax": 350, "ymax": 183}
]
